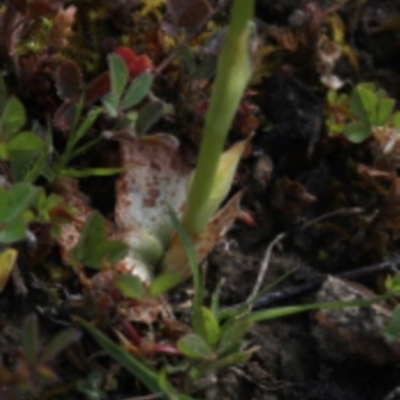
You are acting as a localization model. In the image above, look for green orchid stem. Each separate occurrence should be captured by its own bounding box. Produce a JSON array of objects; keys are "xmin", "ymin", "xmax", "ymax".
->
[{"xmin": 182, "ymin": 0, "xmax": 255, "ymax": 235}]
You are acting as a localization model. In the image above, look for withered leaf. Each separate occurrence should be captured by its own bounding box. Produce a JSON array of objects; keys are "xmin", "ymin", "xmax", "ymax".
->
[{"xmin": 55, "ymin": 60, "xmax": 83, "ymax": 100}]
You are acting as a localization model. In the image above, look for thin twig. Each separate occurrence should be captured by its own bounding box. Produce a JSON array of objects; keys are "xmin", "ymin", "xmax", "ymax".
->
[
  {"xmin": 247, "ymin": 232, "xmax": 287, "ymax": 305},
  {"xmin": 249, "ymin": 255, "xmax": 400, "ymax": 310},
  {"xmin": 299, "ymin": 207, "xmax": 364, "ymax": 231}
]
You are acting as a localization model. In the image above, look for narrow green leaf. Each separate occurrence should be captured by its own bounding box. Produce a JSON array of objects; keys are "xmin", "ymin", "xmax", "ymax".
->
[
  {"xmin": 168, "ymin": 209, "xmax": 205, "ymax": 336},
  {"xmin": 201, "ymin": 307, "xmax": 220, "ymax": 347},
  {"xmin": 108, "ymin": 54, "xmax": 128, "ymax": 102},
  {"xmin": 177, "ymin": 334, "xmax": 214, "ymax": 360},
  {"xmin": 120, "ymin": 72, "xmax": 153, "ymax": 110},
  {"xmin": 60, "ymin": 167, "xmax": 123, "ymax": 178},
  {"xmin": 149, "ymin": 271, "xmax": 183, "ymax": 297},
  {"xmin": 0, "ymin": 96, "xmax": 26, "ymax": 138},
  {"xmin": 136, "ymin": 102, "xmax": 164, "ymax": 135},
  {"xmin": 198, "ymin": 350, "xmax": 253, "ymax": 377},
  {"xmin": 115, "ymin": 275, "xmax": 145, "ymax": 299},
  {"xmin": 245, "ymin": 295, "xmax": 389, "ymax": 323},
  {"xmin": 40, "ymin": 328, "xmax": 81, "ymax": 364},
  {"xmin": 67, "ymin": 108, "xmax": 102, "ymax": 153},
  {"xmin": 217, "ymin": 319, "xmax": 253, "ymax": 355},
  {"xmin": 78, "ymin": 318, "xmax": 168, "ymax": 395},
  {"xmin": 22, "ymin": 314, "xmax": 39, "ymax": 366}
]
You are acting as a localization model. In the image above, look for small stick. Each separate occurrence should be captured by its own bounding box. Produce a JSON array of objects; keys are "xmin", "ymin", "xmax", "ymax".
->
[
  {"xmin": 246, "ymin": 232, "xmax": 286, "ymax": 305},
  {"xmin": 251, "ymin": 255, "xmax": 400, "ymax": 310}
]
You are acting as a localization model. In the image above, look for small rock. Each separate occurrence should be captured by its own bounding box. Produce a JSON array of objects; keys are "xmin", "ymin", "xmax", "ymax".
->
[{"xmin": 313, "ymin": 276, "xmax": 400, "ymax": 365}]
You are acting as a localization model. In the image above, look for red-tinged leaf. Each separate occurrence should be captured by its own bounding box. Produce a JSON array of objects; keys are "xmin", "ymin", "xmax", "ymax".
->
[
  {"xmin": 113, "ymin": 47, "xmax": 154, "ymax": 79},
  {"xmin": 85, "ymin": 72, "xmax": 111, "ymax": 104},
  {"xmin": 53, "ymin": 101, "xmax": 78, "ymax": 132},
  {"xmin": 55, "ymin": 60, "xmax": 83, "ymax": 100}
]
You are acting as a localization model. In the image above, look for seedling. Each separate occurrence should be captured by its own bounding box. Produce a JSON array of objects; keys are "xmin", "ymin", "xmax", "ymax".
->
[{"xmin": 326, "ymin": 82, "xmax": 400, "ymax": 143}]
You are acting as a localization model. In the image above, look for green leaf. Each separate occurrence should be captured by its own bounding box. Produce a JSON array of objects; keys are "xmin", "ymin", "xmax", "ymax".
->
[
  {"xmin": 115, "ymin": 275, "xmax": 145, "ymax": 299},
  {"xmin": 246, "ymin": 295, "xmax": 389, "ymax": 323},
  {"xmin": 0, "ymin": 218, "xmax": 26, "ymax": 244},
  {"xmin": 22, "ymin": 314, "xmax": 39, "ymax": 366},
  {"xmin": 0, "ymin": 248, "xmax": 17, "ymax": 292},
  {"xmin": 102, "ymin": 94, "xmax": 119, "ymax": 118},
  {"xmin": 392, "ymin": 111, "xmax": 400, "ymax": 129},
  {"xmin": 177, "ymin": 334, "xmax": 214, "ymax": 360},
  {"xmin": 40, "ymin": 328, "xmax": 81, "ymax": 364},
  {"xmin": 0, "ymin": 96, "xmax": 26, "ymax": 138},
  {"xmin": 0, "ymin": 142, "xmax": 8, "ymax": 160},
  {"xmin": 60, "ymin": 167, "xmax": 123, "ymax": 178},
  {"xmin": 350, "ymin": 85, "xmax": 376, "ymax": 123},
  {"xmin": 384, "ymin": 305, "xmax": 400, "ymax": 342},
  {"xmin": 120, "ymin": 72, "xmax": 153, "ymax": 110},
  {"xmin": 7, "ymin": 131, "xmax": 45, "ymax": 151},
  {"xmin": 108, "ymin": 54, "xmax": 128, "ymax": 102},
  {"xmin": 217, "ymin": 319, "xmax": 253, "ymax": 355},
  {"xmin": 168, "ymin": 209, "xmax": 205, "ymax": 336},
  {"xmin": 198, "ymin": 350, "xmax": 253, "ymax": 377},
  {"xmin": 201, "ymin": 307, "xmax": 220, "ymax": 347},
  {"xmin": 1, "ymin": 182, "xmax": 38, "ymax": 222},
  {"xmin": 136, "ymin": 102, "xmax": 164, "ymax": 135},
  {"xmin": 67, "ymin": 108, "xmax": 102, "ymax": 154},
  {"xmin": 149, "ymin": 271, "xmax": 183, "ymax": 297},
  {"xmin": 79, "ymin": 318, "xmax": 169, "ymax": 395},
  {"xmin": 343, "ymin": 121, "xmax": 371, "ymax": 143},
  {"xmin": 375, "ymin": 98, "xmax": 395, "ymax": 126},
  {"xmin": 70, "ymin": 212, "xmax": 128, "ymax": 269}
]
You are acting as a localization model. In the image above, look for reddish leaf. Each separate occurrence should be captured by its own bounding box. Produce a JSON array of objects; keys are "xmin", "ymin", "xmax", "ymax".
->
[
  {"xmin": 53, "ymin": 100, "xmax": 77, "ymax": 132},
  {"xmin": 55, "ymin": 60, "xmax": 83, "ymax": 100},
  {"xmin": 113, "ymin": 47, "xmax": 154, "ymax": 79},
  {"xmin": 85, "ymin": 72, "xmax": 111, "ymax": 104}
]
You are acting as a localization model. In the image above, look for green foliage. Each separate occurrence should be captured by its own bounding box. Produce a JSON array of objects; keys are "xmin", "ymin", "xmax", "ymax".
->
[
  {"xmin": 182, "ymin": 0, "xmax": 255, "ymax": 234},
  {"xmin": 115, "ymin": 274, "xmax": 145, "ymax": 299},
  {"xmin": 0, "ymin": 183, "xmax": 39, "ymax": 244},
  {"xmin": 0, "ymin": 81, "xmax": 47, "ymax": 182},
  {"xmin": 326, "ymin": 82, "xmax": 399, "ymax": 143},
  {"xmin": 69, "ymin": 212, "xmax": 129, "ymax": 269},
  {"xmin": 102, "ymin": 54, "xmax": 156, "ymax": 133},
  {"xmin": 76, "ymin": 371, "xmax": 107, "ymax": 400},
  {"xmin": 0, "ymin": 314, "xmax": 80, "ymax": 394}
]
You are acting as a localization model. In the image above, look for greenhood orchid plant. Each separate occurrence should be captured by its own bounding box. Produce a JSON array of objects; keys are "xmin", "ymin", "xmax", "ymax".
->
[{"xmin": 58, "ymin": 0, "xmax": 256, "ymax": 284}]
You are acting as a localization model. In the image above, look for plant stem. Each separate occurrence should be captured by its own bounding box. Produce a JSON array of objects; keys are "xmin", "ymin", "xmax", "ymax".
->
[{"xmin": 182, "ymin": 0, "xmax": 255, "ymax": 235}]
